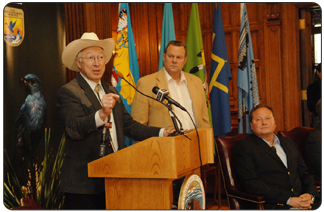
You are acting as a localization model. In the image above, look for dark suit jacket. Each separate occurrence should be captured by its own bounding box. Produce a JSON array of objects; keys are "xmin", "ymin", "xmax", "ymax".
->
[
  {"xmin": 307, "ymin": 79, "xmax": 321, "ymax": 115},
  {"xmin": 233, "ymin": 134, "xmax": 319, "ymax": 209},
  {"xmin": 305, "ymin": 123, "xmax": 321, "ymax": 181},
  {"xmin": 57, "ymin": 73, "xmax": 160, "ymax": 194}
]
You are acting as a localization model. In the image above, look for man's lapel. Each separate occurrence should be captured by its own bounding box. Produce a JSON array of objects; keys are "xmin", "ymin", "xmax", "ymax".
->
[
  {"xmin": 76, "ymin": 73, "xmax": 102, "ymax": 111},
  {"xmin": 155, "ymin": 68, "xmax": 169, "ymax": 91},
  {"xmin": 278, "ymin": 136, "xmax": 294, "ymax": 169},
  {"xmin": 253, "ymin": 135, "xmax": 286, "ymax": 166},
  {"xmin": 155, "ymin": 69, "xmax": 173, "ymax": 109},
  {"xmin": 185, "ymin": 72, "xmax": 200, "ymax": 117}
]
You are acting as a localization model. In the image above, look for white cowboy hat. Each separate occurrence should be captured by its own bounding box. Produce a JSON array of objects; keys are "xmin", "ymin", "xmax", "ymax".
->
[{"xmin": 62, "ymin": 32, "xmax": 115, "ymax": 72}]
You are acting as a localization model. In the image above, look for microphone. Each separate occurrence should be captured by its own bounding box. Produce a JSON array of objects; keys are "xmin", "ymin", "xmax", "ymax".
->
[
  {"xmin": 154, "ymin": 87, "xmax": 169, "ymax": 102},
  {"xmin": 152, "ymin": 86, "xmax": 187, "ymax": 112}
]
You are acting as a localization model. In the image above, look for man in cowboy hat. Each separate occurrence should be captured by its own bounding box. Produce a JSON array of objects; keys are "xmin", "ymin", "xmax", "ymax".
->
[{"xmin": 57, "ymin": 32, "xmax": 170, "ymax": 209}]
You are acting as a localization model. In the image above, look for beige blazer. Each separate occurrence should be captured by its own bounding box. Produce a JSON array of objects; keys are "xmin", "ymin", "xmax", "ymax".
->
[{"xmin": 131, "ymin": 68, "xmax": 210, "ymax": 129}]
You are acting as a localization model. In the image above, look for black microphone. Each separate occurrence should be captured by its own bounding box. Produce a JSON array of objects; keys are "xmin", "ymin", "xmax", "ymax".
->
[{"xmin": 152, "ymin": 86, "xmax": 187, "ymax": 112}]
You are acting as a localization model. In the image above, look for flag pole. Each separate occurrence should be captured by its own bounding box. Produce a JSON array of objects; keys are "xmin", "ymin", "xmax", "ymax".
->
[{"xmin": 242, "ymin": 90, "xmax": 246, "ymax": 133}]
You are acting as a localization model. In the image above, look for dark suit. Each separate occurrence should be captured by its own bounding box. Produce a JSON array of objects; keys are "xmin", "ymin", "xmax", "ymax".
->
[
  {"xmin": 305, "ymin": 123, "xmax": 321, "ymax": 181},
  {"xmin": 233, "ymin": 134, "xmax": 319, "ymax": 209},
  {"xmin": 57, "ymin": 73, "xmax": 161, "ymax": 196}
]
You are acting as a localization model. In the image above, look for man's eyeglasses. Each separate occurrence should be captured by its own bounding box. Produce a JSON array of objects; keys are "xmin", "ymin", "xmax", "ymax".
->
[{"xmin": 79, "ymin": 55, "xmax": 105, "ymax": 62}]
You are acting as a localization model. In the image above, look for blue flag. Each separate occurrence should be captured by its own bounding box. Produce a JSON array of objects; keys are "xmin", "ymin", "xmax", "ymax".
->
[
  {"xmin": 237, "ymin": 3, "xmax": 260, "ymax": 134},
  {"xmin": 112, "ymin": 3, "xmax": 140, "ymax": 146},
  {"xmin": 209, "ymin": 3, "xmax": 232, "ymax": 137},
  {"xmin": 159, "ymin": 3, "xmax": 176, "ymax": 70}
]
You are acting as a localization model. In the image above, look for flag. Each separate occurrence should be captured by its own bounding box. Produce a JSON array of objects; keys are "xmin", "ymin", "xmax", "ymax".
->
[
  {"xmin": 183, "ymin": 3, "xmax": 205, "ymax": 83},
  {"xmin": 158, "ymin": 3, "xmax": 176, "ymax": 70},
  {"xmin": 209, "ymin": 3, "xmax": 232, "ymax": 137},
  {"xmin": 184, "ymin": 3, "xmax": 213, "ymax": 128},
  {"xmin": 237, "ymin": 3, "xmax": 260, "ymax": 134},
  {"xmin": 112, "ymin": 3, "xmax": 140, "ymax": 146}
]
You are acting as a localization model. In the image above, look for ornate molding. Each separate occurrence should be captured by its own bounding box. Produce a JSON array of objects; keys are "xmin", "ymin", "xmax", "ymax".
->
[{"xmin": 267, "ymin": 3, "xmax": 281, "ymax": 21}]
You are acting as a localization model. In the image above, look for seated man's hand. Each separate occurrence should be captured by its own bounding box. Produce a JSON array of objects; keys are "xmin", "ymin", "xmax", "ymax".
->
[{"xmin": 289, "ymin": 194, "xmax": 313, "ymax": 209}]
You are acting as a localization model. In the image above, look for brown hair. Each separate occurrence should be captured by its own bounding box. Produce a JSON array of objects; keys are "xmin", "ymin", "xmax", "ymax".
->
[
  {"xmin": 164, "ymin": 40, "xmax": 187, "ymax": 56},
  {"xmin": 249, "ymin": 104, "xmax": 276, "ymax": 123}
]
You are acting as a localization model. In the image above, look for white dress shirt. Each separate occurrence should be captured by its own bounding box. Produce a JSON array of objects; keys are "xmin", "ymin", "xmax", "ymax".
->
[{"xmin": 163, "ymin": 68, "xmax": 197, "ymax": 130}]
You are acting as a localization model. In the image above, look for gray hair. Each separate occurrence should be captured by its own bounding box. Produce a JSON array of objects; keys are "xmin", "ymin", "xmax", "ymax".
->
[{"xmin": 76, "ymin": 52, "xmax": 82, "ymax": 62}]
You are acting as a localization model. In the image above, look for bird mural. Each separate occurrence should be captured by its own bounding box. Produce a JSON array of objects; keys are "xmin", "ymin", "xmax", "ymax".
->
[
  {"xmin": 5, "ymin": 20, "xmax": 17, "ymax": 33},
  {"xmin": 16, "ymin": 74, "xmax": 47, "ymax": 150},
  {"xmin": 15, "ymin": 74, "xmax": 47, "ymax": 200}
]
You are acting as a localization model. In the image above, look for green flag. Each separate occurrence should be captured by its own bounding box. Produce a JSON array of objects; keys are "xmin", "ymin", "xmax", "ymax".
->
[
  {"xmin": 183, "ymin": 3, "xmax": 205, "ymax": 83},
  {"xmin": 184, "ymin": 3, "xmax": 213, "ymax": 129}
]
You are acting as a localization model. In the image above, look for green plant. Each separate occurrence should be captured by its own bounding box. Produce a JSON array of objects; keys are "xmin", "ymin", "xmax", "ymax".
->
[
  {"xmin": 4, "ymin": 149, "xmax": 21, "ymax": 209},
  {"xmin": 3, "ymin": 129, "xmax": 65, "ymax": 209}
]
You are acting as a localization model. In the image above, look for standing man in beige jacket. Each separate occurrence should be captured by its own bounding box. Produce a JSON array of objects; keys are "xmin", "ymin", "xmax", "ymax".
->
[{"xmin": 131, "ymin": 40, "xmax": 210, "ymax": 131}]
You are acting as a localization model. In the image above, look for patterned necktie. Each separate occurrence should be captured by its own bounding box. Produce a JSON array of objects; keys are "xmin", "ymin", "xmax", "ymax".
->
[{"xmin": 94, "ymin": 84, "xmax": 101, "ymax": 103}]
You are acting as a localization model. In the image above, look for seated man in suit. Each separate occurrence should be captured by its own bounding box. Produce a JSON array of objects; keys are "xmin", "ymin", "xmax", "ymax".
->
[
  {"xmin": 57, "ymin": 32, "xmax": 172, "ymax": 209},
  {"xmin": 233, "ymin": 104, "xmax": 320, "ymax": 209}
]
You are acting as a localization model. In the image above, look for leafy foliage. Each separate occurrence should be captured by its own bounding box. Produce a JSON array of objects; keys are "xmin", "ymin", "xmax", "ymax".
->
[{"xmin": 4, "ymin": 129, "xmax": 65, "ymax": 209}]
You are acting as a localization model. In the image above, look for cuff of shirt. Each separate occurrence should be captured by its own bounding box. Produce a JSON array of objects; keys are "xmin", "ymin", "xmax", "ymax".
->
[
  {"xmin": 159, "ymin": 128, "xmax": 165, "ymax": 137},
  {"xmin": 95, "ymin": 111, "xmax": 106, "ymax": 128},
  {"xmin": 286, "ymin": 197, "xmax": 290, "ymax": 205}
]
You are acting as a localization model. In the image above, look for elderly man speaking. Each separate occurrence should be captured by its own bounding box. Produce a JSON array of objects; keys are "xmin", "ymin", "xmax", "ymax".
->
[{"xmin": 57, "ymin": 32, "xmax": 169, "ymax": 209}]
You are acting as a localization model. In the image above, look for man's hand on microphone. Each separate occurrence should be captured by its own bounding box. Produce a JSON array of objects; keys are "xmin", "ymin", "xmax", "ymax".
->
[
  {"xmin": 163, "ymin": 128, "xmax": 176, "ymax": 137},
  {"xmin": 99, "ymin": 93, "xmax": 120, "ymax": 121}
]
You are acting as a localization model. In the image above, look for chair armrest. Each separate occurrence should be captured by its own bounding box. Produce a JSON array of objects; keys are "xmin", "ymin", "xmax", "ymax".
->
[{"xmin": 228, "ymin": 188, "xmax": 265, "ymax": 203}]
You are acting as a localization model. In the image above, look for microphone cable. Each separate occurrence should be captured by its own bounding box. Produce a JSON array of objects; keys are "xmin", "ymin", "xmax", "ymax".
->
[{"xmin": 185, "ymin": 111, "xmax": 204, "ymax": 190}]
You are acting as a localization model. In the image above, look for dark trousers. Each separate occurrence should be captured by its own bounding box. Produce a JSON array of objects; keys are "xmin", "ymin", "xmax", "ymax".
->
[
  {"xmin": 64, "ymin": 192, "xmax": 106, "ymax": 209},
  {"xmin": 173, "ymin": 177, "xmax": 185, "ymax": 203}
]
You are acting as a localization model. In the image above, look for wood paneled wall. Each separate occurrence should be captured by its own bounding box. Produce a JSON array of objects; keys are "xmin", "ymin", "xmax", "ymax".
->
[{"xmin": 64, "ymin": 3, "xmax": 312, "ymax": 133}]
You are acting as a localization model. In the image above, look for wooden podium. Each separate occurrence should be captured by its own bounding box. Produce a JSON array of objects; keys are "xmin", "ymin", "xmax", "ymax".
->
[{"xmin": 88, "ymin": 128, "xmax": 214, "ymax": 209}]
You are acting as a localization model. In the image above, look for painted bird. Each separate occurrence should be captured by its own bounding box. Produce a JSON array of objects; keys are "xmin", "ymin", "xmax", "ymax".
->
[
  {"xmin": 5, "ymin": 20, "xmax": 17, "ymax": 33},
  {"xmin": 16, "ymin": 74, "xmax": 47, "ymax": 151}
]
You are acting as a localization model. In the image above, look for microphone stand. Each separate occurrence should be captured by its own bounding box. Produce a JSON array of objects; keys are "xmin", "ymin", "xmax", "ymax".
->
[{"xmin": 166, "ymin": 102, "xmax": 184, "ymax": 136}]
